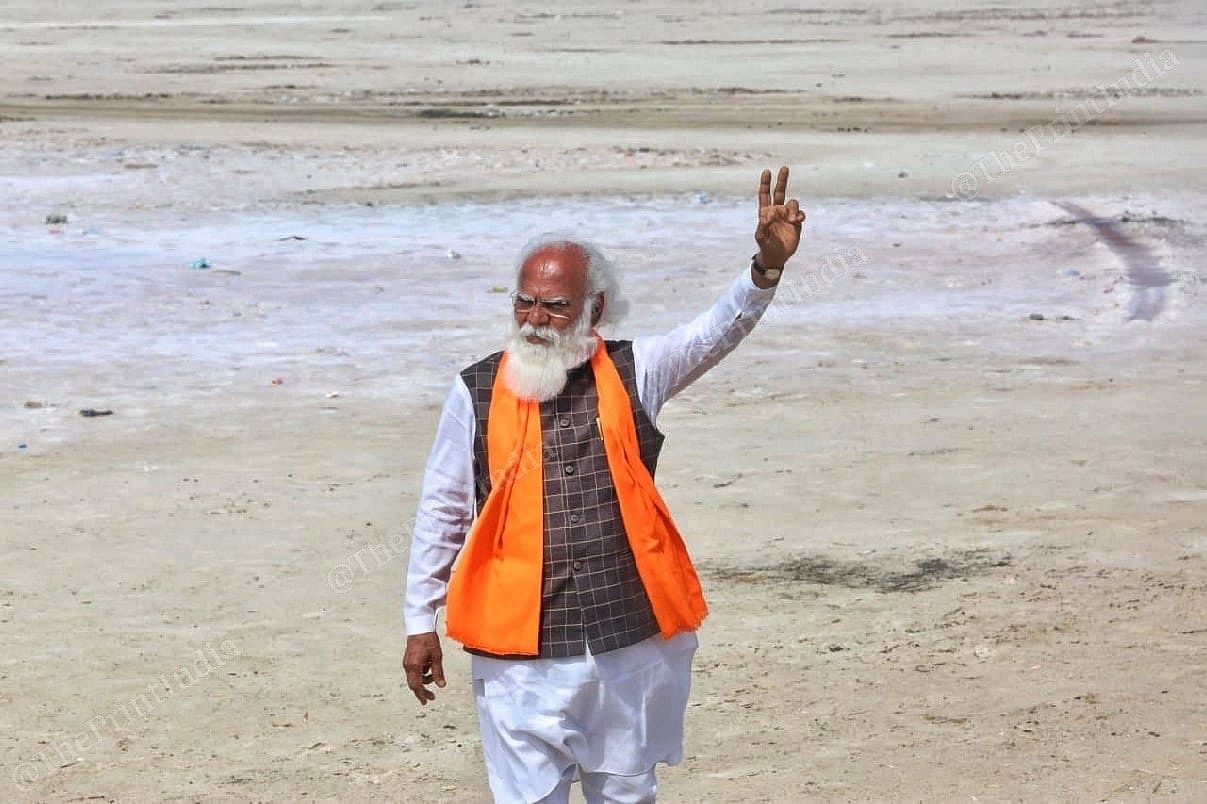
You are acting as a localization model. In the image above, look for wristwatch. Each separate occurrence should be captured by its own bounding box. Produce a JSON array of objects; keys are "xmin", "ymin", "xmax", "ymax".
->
[{"xmin": 750, "ymin": 254, "xmax": 783, "ymax": 283}]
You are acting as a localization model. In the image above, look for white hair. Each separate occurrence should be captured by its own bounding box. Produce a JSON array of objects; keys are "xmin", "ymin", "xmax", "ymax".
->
[{"xmin": 515, "ymin": 233, "xmax": 629, "ymax": 327}]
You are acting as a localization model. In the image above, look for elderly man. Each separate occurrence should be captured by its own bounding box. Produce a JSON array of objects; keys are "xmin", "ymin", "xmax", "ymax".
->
[{"xmin": 403, "ymin": 167, "xmax": 805, "ymax": 803}]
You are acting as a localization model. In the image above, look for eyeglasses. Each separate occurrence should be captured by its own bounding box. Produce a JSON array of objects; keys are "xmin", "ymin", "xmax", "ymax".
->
[{"xmin": 510, "ymin": 291, "xmax": 575, "ymax": 320}]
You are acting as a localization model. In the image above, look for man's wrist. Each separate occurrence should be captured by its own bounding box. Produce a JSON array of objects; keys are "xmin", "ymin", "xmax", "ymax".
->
[
  {"xmin": 753, "ymin": 252, "xmax": 784, "ymax": 271},
  {"xmin": 750, "ymin": 253, "xmax": 782, "ymax": 287}
]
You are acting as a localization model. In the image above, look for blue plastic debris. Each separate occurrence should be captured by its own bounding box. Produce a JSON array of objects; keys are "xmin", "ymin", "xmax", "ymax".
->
[{"xmin": 190, "ymin": 258, "xmax": 212, "ymax": 270}]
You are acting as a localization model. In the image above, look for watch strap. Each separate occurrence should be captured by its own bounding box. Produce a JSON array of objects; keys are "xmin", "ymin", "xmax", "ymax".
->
[{"xmin": 751, "ymin": 254, "xmax": 783, "ymax": 281}]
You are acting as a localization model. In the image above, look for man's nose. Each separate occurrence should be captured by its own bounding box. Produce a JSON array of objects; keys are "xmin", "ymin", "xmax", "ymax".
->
[{"xmin": 525, "ymin": 304, "xmax": 550, "ymax": 326}]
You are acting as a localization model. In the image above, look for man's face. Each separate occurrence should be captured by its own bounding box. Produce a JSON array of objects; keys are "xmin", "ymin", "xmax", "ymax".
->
[
  {"xmin": 514, "ymin": 245, "xmax": 593, "ymax": 343},
  {"xmin": 503, "ymin": 243, "xmax": 604, "ymax": 401}
]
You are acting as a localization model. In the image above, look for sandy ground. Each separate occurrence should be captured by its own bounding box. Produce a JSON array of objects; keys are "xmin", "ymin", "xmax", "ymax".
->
[{"xmin": 2, "ymin": 1, "xmax": 1206, "ymax": 802}]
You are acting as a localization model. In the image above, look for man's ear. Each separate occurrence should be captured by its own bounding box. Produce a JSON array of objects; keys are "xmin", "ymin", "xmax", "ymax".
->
[{"xmin": 590, "ymin": 292, "xmax": 605, "ymax": 327}]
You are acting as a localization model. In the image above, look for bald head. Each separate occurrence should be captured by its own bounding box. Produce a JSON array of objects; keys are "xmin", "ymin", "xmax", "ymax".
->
[
  {"xmin": 519, "ymin": 242, "xmax": 590, "ymax": 299},
  {"xmin": 513, "ymin": 242, "xmax": 603, "ymax": 335}
]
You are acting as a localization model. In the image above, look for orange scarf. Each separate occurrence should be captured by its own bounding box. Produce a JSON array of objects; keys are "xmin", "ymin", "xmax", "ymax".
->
[{"xmin": 444, "ymin": 339, "xmax": 708, "ymax": 655}]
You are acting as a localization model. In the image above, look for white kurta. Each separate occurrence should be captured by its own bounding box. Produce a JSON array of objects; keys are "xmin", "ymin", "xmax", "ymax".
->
[
  {"xmin": 405, "ymin": 268, "xmax": 777, "ymax": 634},
  {"xmin": 403, "ymin": 267, "xmax": 778, "ymax": 800}
]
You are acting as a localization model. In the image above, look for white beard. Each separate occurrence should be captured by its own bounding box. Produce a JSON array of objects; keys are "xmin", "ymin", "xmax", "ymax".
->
[{"xmin": 503, "ymin": 316, "xmax": 598, "ymax": 402}]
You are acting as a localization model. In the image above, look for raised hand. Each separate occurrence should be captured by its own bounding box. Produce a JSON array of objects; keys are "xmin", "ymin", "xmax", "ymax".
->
[{"xmin": 754, "ymin": 166, "xmax": 806, "ymax": 269}]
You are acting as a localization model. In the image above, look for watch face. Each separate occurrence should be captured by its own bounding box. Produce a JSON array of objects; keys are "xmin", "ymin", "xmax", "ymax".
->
[{"xmin": 764, "ymin": 268, "xmax": 782, "ymax": 280}]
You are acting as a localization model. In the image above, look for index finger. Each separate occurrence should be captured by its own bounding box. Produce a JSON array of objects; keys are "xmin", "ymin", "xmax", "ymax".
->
[
  {"xmin": 773, "ymin": 165, "xmax": 789, "ymax": 206},
  {"xmin": 758, "ymin": 168, "xmax": 772, "ymax": 210}
]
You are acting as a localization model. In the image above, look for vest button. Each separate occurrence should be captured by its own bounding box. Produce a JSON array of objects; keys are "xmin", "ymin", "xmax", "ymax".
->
[
  {"xmin": 572, "ymin": 560, "xmax": 584, "ymax": 571},
  {"xmin": 569, "ymin": 513, "xmax": 581, "ymax": 524},
  {"xmin": 564, "ymin": 464, "xmax": 575, "ymax": 475},
  {"xmin": 558, "ymin": 416, "xmax": 571, "ymax": 427}
]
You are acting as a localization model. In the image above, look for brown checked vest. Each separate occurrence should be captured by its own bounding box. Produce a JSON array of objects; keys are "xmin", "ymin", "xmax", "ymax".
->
[{"xmin": 460, "ymin": 340, "xmax": 666, "ymax": 658}]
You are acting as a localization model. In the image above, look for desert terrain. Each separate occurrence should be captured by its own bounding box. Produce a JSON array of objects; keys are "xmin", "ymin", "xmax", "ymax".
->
[{"xmin": 2, "ymin": 1, "xmax": 1205, "ymax": 801}]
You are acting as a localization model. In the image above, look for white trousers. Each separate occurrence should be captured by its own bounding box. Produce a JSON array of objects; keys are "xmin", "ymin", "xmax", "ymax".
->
[
  {"xmin": 471, "ymin": 631, "xmax": 697, "ymax": 804},
  {"xmin": 535, "ymin": 764, "xmax": 656, "ymax": 804}
]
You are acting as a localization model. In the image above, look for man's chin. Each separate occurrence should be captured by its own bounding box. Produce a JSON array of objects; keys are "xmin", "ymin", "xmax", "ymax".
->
[
  {"xmin": 501, "ymin": 357, "xmax": 568, "ymax": 402},
  {"xmin": 503, "ymin": 331, "xmax": 598, "ymax": 402}
]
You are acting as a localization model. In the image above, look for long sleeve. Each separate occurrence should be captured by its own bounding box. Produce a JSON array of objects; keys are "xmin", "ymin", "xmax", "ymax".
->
[
  {"xmin": 404, "ymin": 377, "xmax": 476, "ymax": 635},
  {"xmin": 632, "ymin": 267, "xmax": 778, "ymax": 422}
]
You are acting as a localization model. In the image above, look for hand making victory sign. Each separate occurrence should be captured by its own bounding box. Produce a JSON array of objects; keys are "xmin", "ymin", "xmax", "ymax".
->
[{"xmin": 752, "ymin": 165, "xmax": 807, "ymax": 287}]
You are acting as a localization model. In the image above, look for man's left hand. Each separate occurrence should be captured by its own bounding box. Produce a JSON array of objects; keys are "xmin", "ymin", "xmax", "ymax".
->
[
  {"xmin": 754, "ymin": 165, "xmax": 807, "ymax": 269},
  {"xmin": 403, "ymin": 632, "xmax": 446, "ymax": 706}
]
